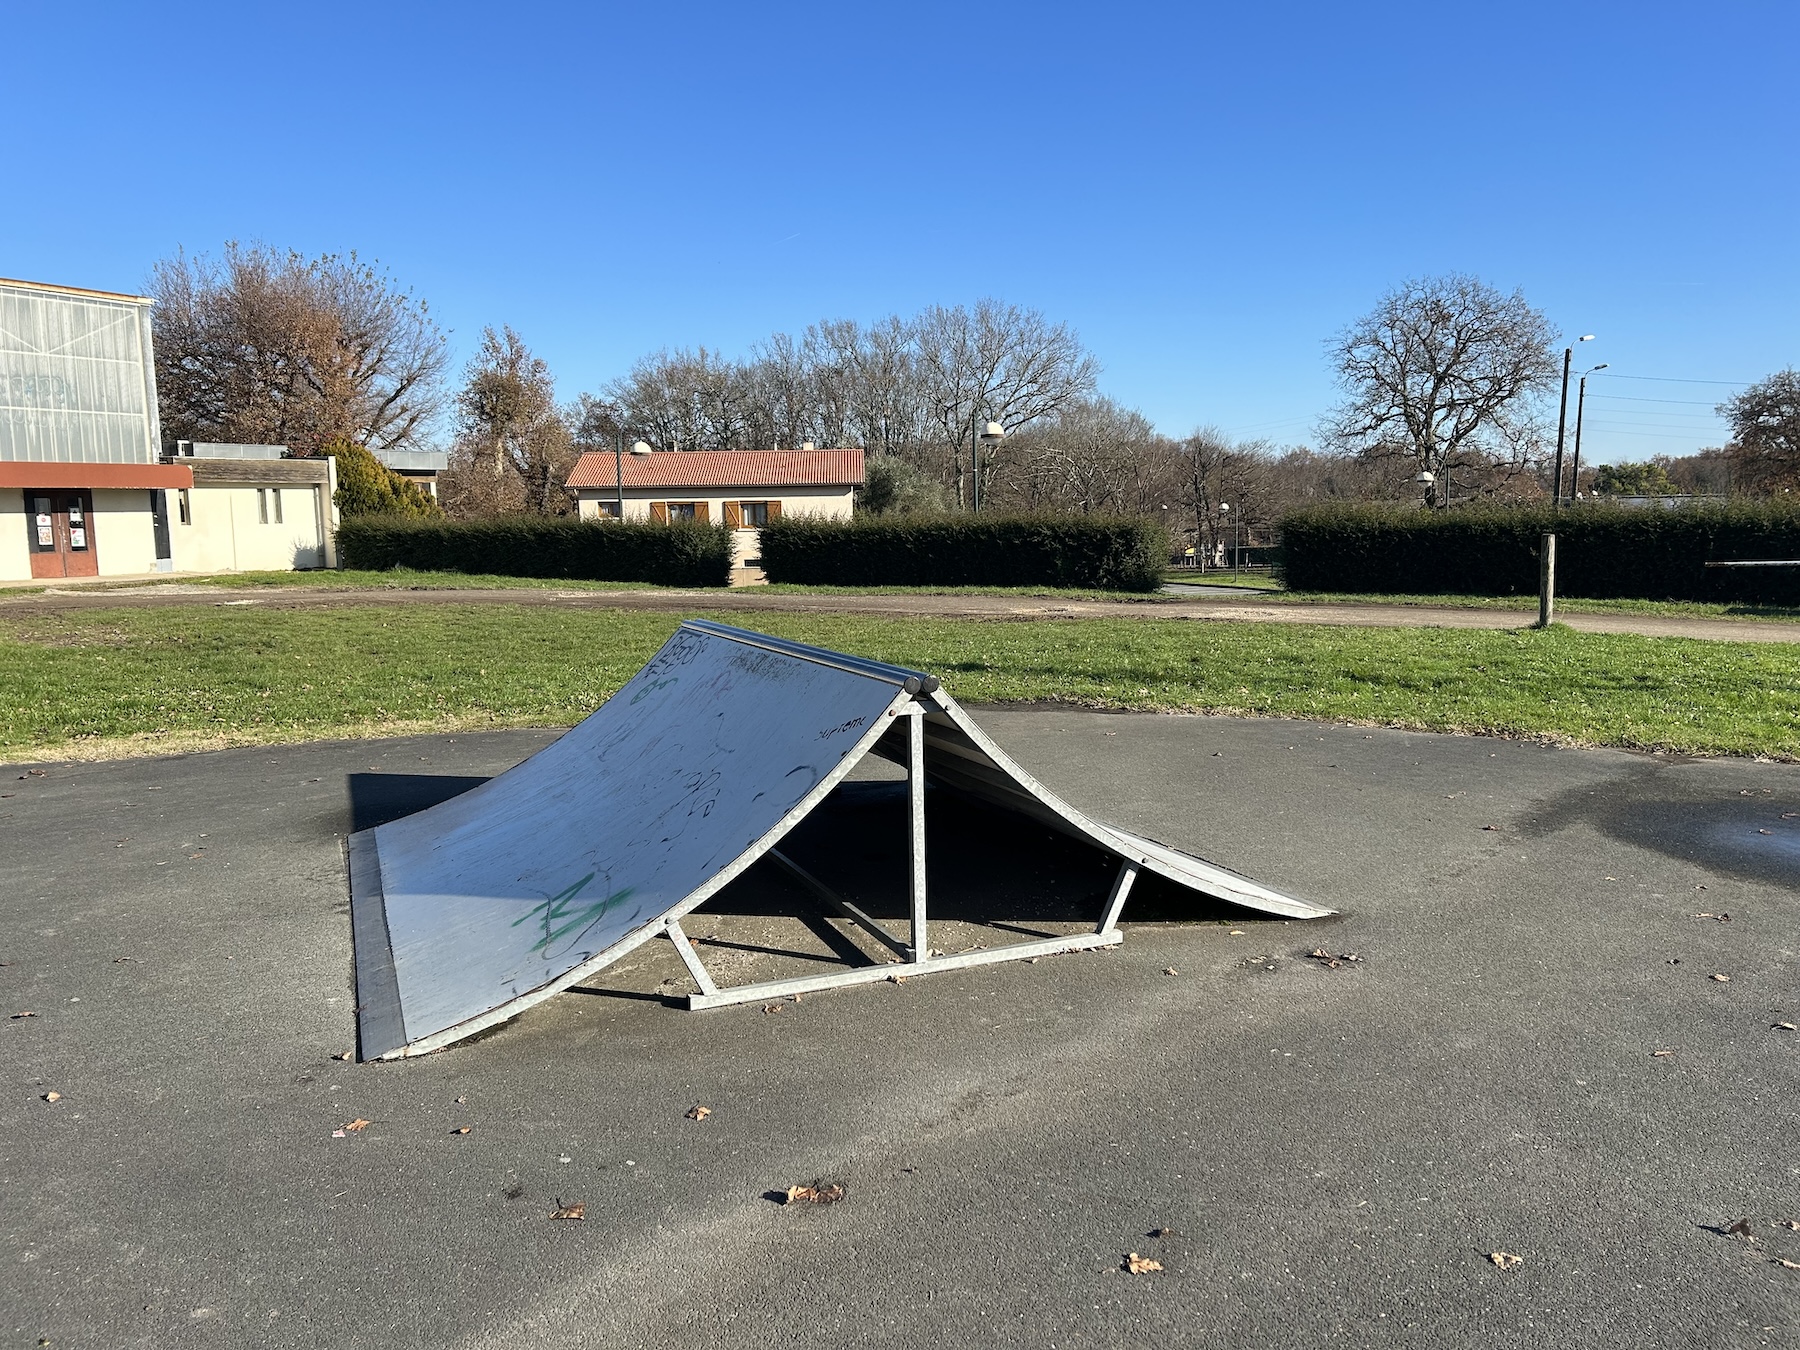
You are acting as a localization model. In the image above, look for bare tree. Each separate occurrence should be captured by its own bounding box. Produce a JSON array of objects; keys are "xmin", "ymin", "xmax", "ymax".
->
[
  {"xmin": 1719, "ymin": 369, "xmax": 1800, "ymax": 495},
  {"xmin": 1322, "ymin": 274, "xmax": 1558, "ymax": 506},
  {"xmin": 149, "ymin": 243, "xmax": 448, "ymax": 456},
  {"xmin": 996, "ymin": 399, "xmax": 1169, "ymax": 514},
  {"xmin": 913, "ymin": 300, "xmax": 1100, "ymax": 507},
  {"xmin": 451, "ymin": 326, "xmax": 574, "ymax": 515}
]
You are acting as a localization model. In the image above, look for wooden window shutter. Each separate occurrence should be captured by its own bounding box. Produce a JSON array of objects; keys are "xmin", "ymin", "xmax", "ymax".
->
[
  {"xmin": 765, "ymin": 500, "xmax": 782, "ymax": 520},
  {"xmin": 723, "ymin": 501, "xmax": 743, "ymax": 528},
  {"xmin": 650, "ymin": 501, "xmax": 668, "ymax": 523},
  {"xmin": 693, "ymin": 502, "xmax": 709, "ymax": 523}
]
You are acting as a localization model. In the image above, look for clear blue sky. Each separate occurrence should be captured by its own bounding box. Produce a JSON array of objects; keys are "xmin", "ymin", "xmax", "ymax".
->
[{"xmin": 9, "ymin": 1, "xmax": 1795, "ymax": 462}]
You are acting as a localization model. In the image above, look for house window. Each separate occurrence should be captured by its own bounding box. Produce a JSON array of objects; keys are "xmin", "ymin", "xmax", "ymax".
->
[
  {"xmin": 668, "ymin": 502, "xmax": 698, "ymax": 520},
  {"xmin": 592, "ymin": 500, "xmax": 620, "ymax": 519},
  {"xmin": 272, "ymin": 488, "xmax": 283, "ymax": 524},
  {"xmin": 257, "ymin": 489, "xmax": 269, "ymax": 524},
  {"xmin": 649, "ymin": 501, "xmax": 707, "ymax": 522},
  {"xmin": 725, "ymin": 500, "xmax": 780, "ymax": 528},
  {"xmin": 178, "ymin": 489, "xmax": 191, "ymax": 525}
]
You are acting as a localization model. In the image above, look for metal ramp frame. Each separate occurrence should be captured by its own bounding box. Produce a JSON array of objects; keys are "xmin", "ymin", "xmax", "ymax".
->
[{"xmin": 349, "ymin": 620, "xmax": 1330, "ymax": 1059}]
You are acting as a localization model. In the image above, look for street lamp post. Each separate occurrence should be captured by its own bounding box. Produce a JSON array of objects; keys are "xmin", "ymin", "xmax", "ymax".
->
[
  {"xmin": 1552, "ymin": 335, "xmax": 1596, "ymax": 507},
  {"xmin": 613, "ymin": 433, "xmax": 652, "ymax": 519},
  {"xmin": 972, "ymin": 419, "xmax": 1004, "ymax": 512},
  {"xmin": 1220, "ymin": 502, "xmax": 1238, "ymax": 576},
  {"xmin": 1568, "ymin": 364, "xmax": 1608, "ymax": 501}
]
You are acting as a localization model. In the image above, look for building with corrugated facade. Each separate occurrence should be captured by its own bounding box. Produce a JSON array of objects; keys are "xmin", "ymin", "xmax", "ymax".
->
[{"xmin": 1, "ymin": 277, "xmax": 336, "ymax": 581}]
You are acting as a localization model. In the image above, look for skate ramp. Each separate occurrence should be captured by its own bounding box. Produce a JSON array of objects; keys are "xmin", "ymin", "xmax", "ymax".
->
[{"xmin": 350, "ymin": 620, "xmax": 1329, "ymax": 1059}]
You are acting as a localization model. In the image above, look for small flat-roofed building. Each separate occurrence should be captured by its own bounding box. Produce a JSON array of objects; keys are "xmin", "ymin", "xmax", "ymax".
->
[
  {"xmin": 566, "ymin": 447, "xmax": 864, "ymax": 581},
  {"xmin": 1, "ymin": 277, "xmax": 338, "ymax": 581}
]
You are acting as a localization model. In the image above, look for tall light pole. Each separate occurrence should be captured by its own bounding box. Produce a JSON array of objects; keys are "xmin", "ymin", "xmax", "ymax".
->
[
  {"xmin": 613, "ymin": 431, "xmax": 652, "ymax": 519},
  {"xmin": 1552, "ymin": 335, "xmax": 1596, "ymax": 507},
  {"xmin": 1219, "ymin": 502, "xmax": 1236, "ymax": 575},
  {"xmin": 1568, "ymin": 364, "xmax": 1608, "ymax": 502}
]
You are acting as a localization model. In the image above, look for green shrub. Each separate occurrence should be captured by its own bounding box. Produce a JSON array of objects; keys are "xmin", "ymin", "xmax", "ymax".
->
[
  {"xmin": 759, "ymin": 514, "xmax": 1164, "ymax": 591},
  {"xmin": 1279, "ymin": 501, "xmax": 1800, "ymax": 603},
  {"xmin": 326, "ymin": 436, "xmax": 441, "ymax": 517},
  {"xmin": 336, "ymin": 516, "xmax": 732, "ymax": 587}
]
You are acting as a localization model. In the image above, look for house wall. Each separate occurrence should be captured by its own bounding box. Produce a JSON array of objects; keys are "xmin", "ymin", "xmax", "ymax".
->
[
  {"xmin": 172, "ymin": 484, "xmax": 328, "ymax": 573},
  {"xmin": 0, "ymin": 491, "xmax": 30, "ymax": 580},
  {"xmin": 574, "ymin": 485, "xmax": 854, "ymax": 523},
  {"xmin": 91, "ymin": 489, "xmax": 160, "ymax": 575}
]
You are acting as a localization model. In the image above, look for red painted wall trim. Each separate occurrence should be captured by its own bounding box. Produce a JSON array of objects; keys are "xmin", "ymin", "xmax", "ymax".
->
[{"xmin": 0, "ymin": 462, "xmax": 194, "ymax": 490}]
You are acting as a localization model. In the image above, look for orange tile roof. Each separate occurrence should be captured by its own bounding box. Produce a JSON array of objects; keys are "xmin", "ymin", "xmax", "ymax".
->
[{"xmin": 566, "ymin": 448, "xmax": 864, "ymax": 491}]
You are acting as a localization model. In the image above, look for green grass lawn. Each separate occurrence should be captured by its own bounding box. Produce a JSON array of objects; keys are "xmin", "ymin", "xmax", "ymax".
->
[
  {"xmin": 1162, "ymin": 571, "xmax": 1284, "ymax": 591},
  {"xmin": 3, "ymin": 603, "xmax": 1796, "ymax": 762},
  {"xmin": 1272, "ymin": 590, "xmax": 1800, "ymax": 623}
]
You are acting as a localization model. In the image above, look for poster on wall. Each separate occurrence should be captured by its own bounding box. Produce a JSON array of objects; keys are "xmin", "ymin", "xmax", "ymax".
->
[
  {"xmin": 68, "ymin": 501, "xmax": 86, "ymax": 549},
  {"xmin": 36, "ymin": 514, "xmax": 53, "ymax": 547}
]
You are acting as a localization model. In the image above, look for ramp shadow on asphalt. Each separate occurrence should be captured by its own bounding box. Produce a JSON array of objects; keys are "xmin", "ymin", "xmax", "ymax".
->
[{"xmin": 346, "ymin": 772, "xmax": 490, "ymax": 834}]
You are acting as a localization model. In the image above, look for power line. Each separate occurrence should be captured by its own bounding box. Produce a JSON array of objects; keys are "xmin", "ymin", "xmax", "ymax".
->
[
  {"xmin": 1589, "ymin": 373, "xmax": 1752, "ymax": 387},
  {"xmin": 1587, "ymin": 394, "xmax": 1724, "ymax": 406}
]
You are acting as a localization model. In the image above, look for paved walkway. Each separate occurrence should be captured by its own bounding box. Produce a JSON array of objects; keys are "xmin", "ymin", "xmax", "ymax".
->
[{"xmin": 4, "ymin": 578, "xmax": 1797, "ymax": 644}]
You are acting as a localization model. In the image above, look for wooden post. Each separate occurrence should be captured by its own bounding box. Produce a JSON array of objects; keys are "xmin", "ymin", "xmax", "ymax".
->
[{"xmin": 1538, "ymin": 532, "xmax": 1557, "ymax": 628}]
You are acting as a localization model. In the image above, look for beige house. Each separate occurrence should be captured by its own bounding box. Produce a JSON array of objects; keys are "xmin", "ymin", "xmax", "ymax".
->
[{"xmin": 567, "ymin": 447, "xmax": 863, "ymax": 579}]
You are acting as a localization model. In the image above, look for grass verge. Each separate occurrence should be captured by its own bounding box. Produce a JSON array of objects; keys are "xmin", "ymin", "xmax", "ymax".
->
[
  {"xmin": 3, "ymin": 604, "xmax": 1797, "ymax": 762},
  {"xmin": 1273, "ymin": 590, "xmax": 1800, "ymax": 622}
]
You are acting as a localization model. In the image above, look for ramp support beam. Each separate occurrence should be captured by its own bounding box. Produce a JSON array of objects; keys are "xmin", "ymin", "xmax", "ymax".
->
[
  {"xmin": 908, "ymin": 707, "xmax": 928, "ymax": 959},
  {"xmin": 1097, "ymin": 860, "xmax": 1139, "ymax": 935},
  {"xmin": 663, "ymin": 920, "xmax": 718, "ymax": 997}
]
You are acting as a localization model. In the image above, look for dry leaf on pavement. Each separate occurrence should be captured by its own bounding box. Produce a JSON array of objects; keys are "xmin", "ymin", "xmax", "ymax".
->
[
  {"xmin": 1782, "ymin": 1220, "xmax": 1800, "ymax": 1231},
  {"xmin": 686, "ymin": 1105, "xmax": 712, "ymax": 1121},
  {"xmin": 333, "ymin": 1051, "xmax": 353, "ymax": 1061},
  {"xmin": 342, "ymin": 1118, "xmax": 371, "ymax": 1133},
  {"xmin": 549, "ymin": 1199, "xmax": 586, "ymax": 1221},
  {"xmin": 1711, "ymin": 974, "xmax": 1732, "ymax": 982},
  {"xmin": 1123, "ymin": 1253, "xmax": 1163, "ymax": 1274},
  {"xmin": 783, "ymin": 1181, "xmax": 846, "ymax": 1205},
  {"xmin": 10, "ymin": 1011, "xmax": 36, "ymax": 1019},
  {"xmin": 1652, "ymin": 1050, "xmax": 1675, "ymax": 1058},
  {"xmin": 452, "ymin": 1126, "xmax": 471, "ymax": 1135},
  {"xmin": 1775, "ymin": 1259, "xmax": 1800, "ymax": 1270},
  {"xmin": 1775, "ymin": 1023, "xmax": 1797, "ymax": 1032},
  {"xmin": 1726, "ymin": 1219, "xmax": 1753, "ymax": 1238},
  {"xmin": 42, "ymin": 1091, "xmax": 61, "ymax": 1102},
  {"xmin": 1489, "ymin": 1252, "xmax": 1523, "ymax": 1270}
]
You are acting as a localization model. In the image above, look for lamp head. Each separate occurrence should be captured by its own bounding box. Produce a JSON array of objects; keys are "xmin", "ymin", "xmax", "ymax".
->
[{"xmin": 629, "ymin": 440, "xmax": 653, "ymax": 455}]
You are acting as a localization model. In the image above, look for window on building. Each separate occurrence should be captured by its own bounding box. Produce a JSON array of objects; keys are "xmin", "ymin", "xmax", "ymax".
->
[
  {"xmin": 650, "ymin": 501, "xmax": 705, "ymax": 522},
  {"xmin": 272, "ymin": 488, "xmax": 283, "ymax": 524},
  {"xmin": 592, "ymin": 500, "xmax": 621, "ymax": 519},
  {"xmin": 177, "ymin": 488, "xmax": 191, "ymax": 525},
  {"xmin": 257, "ymin": 489, "xmax": 269, "ymax": 524}
]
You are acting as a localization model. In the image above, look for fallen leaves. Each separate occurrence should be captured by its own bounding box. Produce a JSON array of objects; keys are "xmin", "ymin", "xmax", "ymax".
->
[
  {"xmin": 1308, "ymin": 949, "xmax": 1361, "ymax": 970},
  {"xmin": 42, "ymin": 1091, "xmax": 61, "ymax": 1102},
  {"xmin": 1651, "ymin": 1050, "xmax": 1675, "ymax": 1058},
  {"xmin": 1489, "ymin": 1252, "xmax": 1523, "ymax": 1270},
  {"xmin": 685, "ymin": 1105, "xmax": 712, "ymax": 1121},
  {"xmin": 1711, "ymin": 974, "xmax": 1732, "ymax": 983},
  {"xmin": 10, "ymin": 1011, "xmax": 37, "ymax": 1019},
  {"xmin": 1774, "ymin": 1258, "xmax": 1800, "ymax": 1271},
  {"xmin": 452, "ymin": 1126, "xmax": 471, "ymax": 1135},
  {"xmin": 782, "ymin": 1181, "xmax": 846, "ymax": 1206},
  {"xmin": 1123, "ymin": 1253, "xmax": 1163, "ymax": 1274},
  {"xmin": 1774, "ymin": 1023, "xmax": 1796, "ymax": 1032},
  {"xmin": 342, "ymin": 1118, "xmax": 371, "ymax": 1133},
  {"xmin": 1692, "ymin": 912, "xmax": 1731, "ymax": 922},
  {"xmin": 1163, "ymin": 967, "xmax": 1179, "ymax": 976},
  {"xmin": 549, "ymin": 1199, "xmax": 586, "ymax": 1221},
  {"xmin": 1782, "ymin": 1220, "xmax": 1800, "ymax": 1231},
  {"xmin": 333, "ymin": 1051, "xmax": 354, "ymax": 1061},
  {"xmin": 1726, "ymin": 1218, "xmax": 1753, "ymax": 1238}
]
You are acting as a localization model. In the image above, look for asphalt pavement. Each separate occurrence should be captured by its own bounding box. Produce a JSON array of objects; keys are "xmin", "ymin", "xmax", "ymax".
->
[{"xmin": 3, "ymin": 713, "xmax": 1798, "ymax": 1348}]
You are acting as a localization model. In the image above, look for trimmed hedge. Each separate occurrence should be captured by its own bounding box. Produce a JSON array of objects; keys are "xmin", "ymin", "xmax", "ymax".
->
[
  {"xmin": 759, "ymin": 515, "xmax": 1164, "ymax": 591},
  {"xmin": 1279, "ymin": 501, "xmax": 1800, "ymax": 603},
  {"xmin": 336, "ymin": 515, "xmax": 732, "ymax": 587}
]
